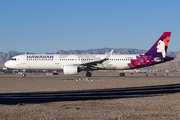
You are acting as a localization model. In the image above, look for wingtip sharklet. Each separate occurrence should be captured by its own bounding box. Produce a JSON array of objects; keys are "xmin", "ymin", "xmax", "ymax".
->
[{"xmin": 106, "ymin": 49, "xmax": 114, "ymax": 59}]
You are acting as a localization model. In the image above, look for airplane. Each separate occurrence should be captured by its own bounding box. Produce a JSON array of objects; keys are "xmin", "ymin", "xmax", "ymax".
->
[
  {"xmin": 134, "ymin": 69, "xmax": 147, "ymax": 73},
  {"xmin": 4, "ymin": 32, "xmax": 174, "ymax": 77}
]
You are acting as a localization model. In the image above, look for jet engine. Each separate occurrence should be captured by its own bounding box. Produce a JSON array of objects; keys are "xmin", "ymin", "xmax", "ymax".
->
[{"xmin": 63, "ymin": 65, "xmax": 80, "ymax": 75}]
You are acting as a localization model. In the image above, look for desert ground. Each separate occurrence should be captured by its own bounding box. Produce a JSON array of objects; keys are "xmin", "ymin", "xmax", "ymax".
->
[{"xmin": 0, "ymin": 71, "xmax": 180, "ymax": 120}]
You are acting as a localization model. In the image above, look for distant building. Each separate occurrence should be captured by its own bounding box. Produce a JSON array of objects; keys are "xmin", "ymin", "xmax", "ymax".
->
[{"xmin": 3, "ymin": 67, "xmax": 7, "ymax": 71}]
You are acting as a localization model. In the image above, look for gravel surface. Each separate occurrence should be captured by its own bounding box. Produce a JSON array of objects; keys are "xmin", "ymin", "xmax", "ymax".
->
[{"xmin": 0, "ymin": 72, "xmax": 180, "ymax": 120}]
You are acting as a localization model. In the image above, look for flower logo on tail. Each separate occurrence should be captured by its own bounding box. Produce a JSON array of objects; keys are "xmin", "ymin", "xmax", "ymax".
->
[{"xmin": 156, "ymin": 36, "xmax": 170, "ymax": 58}]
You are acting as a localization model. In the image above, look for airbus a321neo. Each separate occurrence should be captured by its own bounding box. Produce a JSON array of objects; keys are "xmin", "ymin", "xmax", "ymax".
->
[{"xmin": 4, "ymin": 32, "xmax": 174, "ymax": 77}]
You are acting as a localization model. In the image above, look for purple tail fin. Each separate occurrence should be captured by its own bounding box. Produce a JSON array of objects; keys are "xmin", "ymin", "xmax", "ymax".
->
[{"xmin": 145, "ymin": 32, "xmax": 171, "ymax": 58}]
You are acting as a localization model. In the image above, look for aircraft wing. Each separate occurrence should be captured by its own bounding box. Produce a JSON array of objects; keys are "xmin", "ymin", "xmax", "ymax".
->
[{"xmin": 79, "ymin": 49, "xmax": 114, "ymax": 67}]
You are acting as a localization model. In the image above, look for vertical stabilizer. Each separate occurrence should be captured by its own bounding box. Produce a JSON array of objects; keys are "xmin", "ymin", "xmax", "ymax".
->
[{"xmin": 145, "ymin": 32, "xmax": 171, "ymax": 58}]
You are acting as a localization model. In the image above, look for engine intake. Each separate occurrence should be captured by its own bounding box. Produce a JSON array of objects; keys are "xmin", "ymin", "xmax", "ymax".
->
[{"xmin": 63, "ymin": 65, "xmax": 80, "ymax": 75}]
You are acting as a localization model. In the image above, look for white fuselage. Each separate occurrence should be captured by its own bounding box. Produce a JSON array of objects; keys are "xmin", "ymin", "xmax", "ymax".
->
[{"xmin": 4, "ymin": 54, "xmax": 137, "ymax": 70}]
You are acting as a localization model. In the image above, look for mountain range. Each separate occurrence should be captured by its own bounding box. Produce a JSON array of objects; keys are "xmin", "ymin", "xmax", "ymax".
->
[{"xmin": 0, "ymin": 48, "xmax": 180, "ymax": 70}]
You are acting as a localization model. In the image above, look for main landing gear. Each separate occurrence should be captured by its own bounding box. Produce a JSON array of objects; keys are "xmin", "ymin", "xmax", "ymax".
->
[{"xmin": 86, "ymin": 72, "xmax": 92, "ymax": 77}]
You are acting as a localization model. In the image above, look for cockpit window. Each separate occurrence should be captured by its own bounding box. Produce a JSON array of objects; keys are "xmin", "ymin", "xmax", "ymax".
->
[{"xmin": 11, "ymin": 58, "xmax": 16, "ymax": 61}]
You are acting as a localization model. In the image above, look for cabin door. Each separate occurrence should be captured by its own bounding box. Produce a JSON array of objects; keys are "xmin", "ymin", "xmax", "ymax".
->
[
  {"xmin": 21, "ymin": 56, "xmax": 26, "ymax": 64},
  {"xmin": 55, "ymin": 56, "xmax": 59, "ymax": 64}
]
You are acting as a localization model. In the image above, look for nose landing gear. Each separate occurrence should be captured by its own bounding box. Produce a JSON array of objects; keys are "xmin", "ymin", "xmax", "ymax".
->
[
  {"xmin": 22, "ymin": 69, "xmax": 26, "ymax": 77},
  {"xmin": 22, "ymin": 73, "xmax": 26, "ymax": 77}
]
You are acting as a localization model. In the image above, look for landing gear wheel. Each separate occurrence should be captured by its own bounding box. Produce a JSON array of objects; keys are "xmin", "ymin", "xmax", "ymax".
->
[
  {"xmin": 86, "ymin": 72, "xmax": 92, "ymax": 77},
  {"xmin": 22, "ymin": 73, "xmax": 26, "ymax": 77}
]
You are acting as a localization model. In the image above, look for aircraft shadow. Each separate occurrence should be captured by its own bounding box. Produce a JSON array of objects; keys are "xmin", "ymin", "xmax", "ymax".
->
[{"xmin": 0, "ymin": 83, "xmax": 180, "ymax": 105}]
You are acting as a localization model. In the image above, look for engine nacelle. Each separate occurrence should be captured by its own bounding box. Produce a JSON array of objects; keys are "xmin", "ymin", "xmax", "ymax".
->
[{"xmin": 63, "ymin": 65, "xmax": 80, "ymax": 75}]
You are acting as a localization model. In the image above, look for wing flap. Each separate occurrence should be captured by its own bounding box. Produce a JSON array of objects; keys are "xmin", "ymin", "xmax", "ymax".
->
[{"xmin": 79, "ymin": 49, "xmax": 114, "ymax": 67}]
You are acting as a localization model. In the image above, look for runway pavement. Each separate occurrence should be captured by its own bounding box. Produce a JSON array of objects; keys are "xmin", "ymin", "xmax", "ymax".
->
[{"xmin": 0, "ymin": 72, "xmax": 180, "ymax": 119}]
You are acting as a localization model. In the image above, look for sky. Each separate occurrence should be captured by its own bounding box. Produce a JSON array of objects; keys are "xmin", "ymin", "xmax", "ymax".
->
[{"xmin": 0, "ymin": 0, "xmax": 180, "ymax": 53}]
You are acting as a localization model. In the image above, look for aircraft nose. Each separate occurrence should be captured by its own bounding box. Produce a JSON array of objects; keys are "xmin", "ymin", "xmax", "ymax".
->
[
  {"xmin": 4, "ymin": 61, "xmax": 15, "ymax": 69},
  {"xmin": 4, "ymin": 61, "xmax": 10, "ymax": 68}
]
